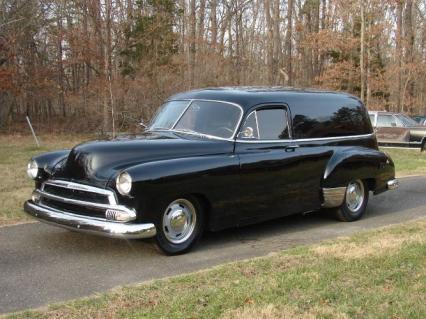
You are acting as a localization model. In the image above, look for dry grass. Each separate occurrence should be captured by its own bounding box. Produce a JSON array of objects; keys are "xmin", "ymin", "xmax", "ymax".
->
[
  {"xmin": 311, "ymin": 220, "xmax": 426, "ymax": 259},
  {"xmin": 221, "ymin": 304, "xmax": 350, "ymax": 319}
]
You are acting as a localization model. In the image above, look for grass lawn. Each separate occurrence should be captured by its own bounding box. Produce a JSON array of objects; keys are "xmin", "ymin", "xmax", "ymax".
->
[
  {"xmin": 381, "ymin": 147, "xmax": 426, "ymax": 176},
  {"xmin": 5, "ymin": 218, "xmax": 426, "ymax": 318},
  {"xmin": 0, "ymin": 135, "xmax": 425, "ymax": 226}
]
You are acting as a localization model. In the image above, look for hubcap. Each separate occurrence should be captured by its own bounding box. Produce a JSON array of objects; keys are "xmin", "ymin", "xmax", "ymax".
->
[
  {"xmin": 162, "ymin": 199, "xmax": 197, "ymax": 244},
  {"xmin": 345, "ymin": 180, "xmax": 365, "ymax": 213}
]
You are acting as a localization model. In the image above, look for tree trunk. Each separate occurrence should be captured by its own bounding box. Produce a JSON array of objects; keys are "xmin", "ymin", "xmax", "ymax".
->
[
  {"xmin": 273, "ymin": 0, "xmax": 281, "ymax": 85},
  {"xmin": 286, "ymin": 0, "xmax": 294, "ymax": 85},
  {"xmin": 396, "ymin": 0, "xmax": 403, "ymax": 112},
  {"xmin": 210, "ymin": 0, "xmax": 217, "ymax": 50},
  {"xmin": 360, "ymin": 0, "xmax": 365, "ymax": 102},
  {"xmin": 265, "ymin": 0, "xmax": 274, "ymax": 84},
  {"xmin": 189, "ymin": 0, "xmax": 196, "ymax": 87},
  {"xmin": 57, "ymin": 1, "xmax": 66, "ymax": 117},
  {"xmin": 198, "ymin": 0, "xmax": 206, "ymax": 49},
  {"xmin": 404, "ymin": 0, "xmax": 415, "ymax": 106}
]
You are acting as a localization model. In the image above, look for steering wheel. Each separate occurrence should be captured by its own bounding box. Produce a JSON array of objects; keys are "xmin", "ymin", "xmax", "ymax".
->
[{"xmin": 213, "ymin": 126, "xmax": 233, "ymax": 137}]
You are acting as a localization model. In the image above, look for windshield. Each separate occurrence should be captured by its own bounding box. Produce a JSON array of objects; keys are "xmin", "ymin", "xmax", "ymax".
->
[
  {"xmin": 149, "ymin": 100, "xmax": 242, "ymax": 139},
  {"xmin": 396, "ymin": 114, "xmax": 419, "ymax": 127}
]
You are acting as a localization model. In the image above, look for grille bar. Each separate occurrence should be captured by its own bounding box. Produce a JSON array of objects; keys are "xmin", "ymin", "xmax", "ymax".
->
[
  {"xmin": 37, "ymin": 180, "xmax": 136, "ymax": 222},
  {"xmin": 42, "ymin": 180, "xmax": 117, "ymax": 205},
  {"xmin": 38, "ymin": 189, "xmax": 115, "ymax": 210}
]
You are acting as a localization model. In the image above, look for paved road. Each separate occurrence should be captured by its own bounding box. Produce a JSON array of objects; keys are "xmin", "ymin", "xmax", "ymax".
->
[{"xmin": 1, "ymin": 176, "xmax": 425, "ymax": 314}]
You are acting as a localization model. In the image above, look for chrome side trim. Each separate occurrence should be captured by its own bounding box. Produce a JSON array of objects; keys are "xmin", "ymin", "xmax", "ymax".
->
[
  {"xmin": 322, "ymin": 187, "xmax": 347, "ymax": 208},
  {"xmin": 236, "ymin": 133, "xmax": 375, "ymax": 144},
  {"xmin": 24, "ymin": 201, "xmax": 156, "ymax": 239},
  {"xmin": 43, "ymin": 180, "xmax": 117, "ymax": 205},
  {"xmin": 387, "ymin": 179, "xmax": 399, "ymax": 190}
]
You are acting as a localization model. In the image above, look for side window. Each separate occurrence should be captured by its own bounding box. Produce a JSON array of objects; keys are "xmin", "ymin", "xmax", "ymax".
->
[
  {"xmin": 291, "ymin": 97, "xmax": 373, "ymax": 138},
  {"xmin": 239, "ymin": 107, "xmax": 290, "ymax": 140},
  {"xmin": 377, "ymin": 115, "xmax": 397, "ymax": 127}
]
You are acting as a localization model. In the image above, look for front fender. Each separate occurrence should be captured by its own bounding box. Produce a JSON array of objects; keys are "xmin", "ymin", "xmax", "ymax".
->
[
  {"xmin": 323, "ymin": 147, "xmax": 395, "ymax": 191},
  {"xmin": 32, "ymin": 150, "xmax": 70, "ymax": 181},
  {"xmin": 121, "ymin": 155, "xmax": 240, "ymax": 224}
]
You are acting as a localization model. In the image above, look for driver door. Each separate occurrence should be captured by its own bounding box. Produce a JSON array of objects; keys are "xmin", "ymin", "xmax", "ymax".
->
[{"xmin": 235, "ymin": 104, "xmax": 312, "ymax": 225}]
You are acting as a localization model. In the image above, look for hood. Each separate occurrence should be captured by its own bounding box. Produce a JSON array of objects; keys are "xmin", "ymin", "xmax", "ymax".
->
[{"xmin": 53, "ymin": 131, "xmax": 234, "ymax": 188}]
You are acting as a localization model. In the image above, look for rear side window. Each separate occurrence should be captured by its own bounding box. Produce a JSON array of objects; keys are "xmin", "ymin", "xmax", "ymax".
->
[
  {"xmin": 377, "ymin": 115, "xmax": 397, "ymax": 127},
  {"xmin": 291, "ymin": 95, "xmax": 372, "ymax": 138},
  {"xmin": 239, "ymin": 107, "xmax": 290, "ymax": 140}
]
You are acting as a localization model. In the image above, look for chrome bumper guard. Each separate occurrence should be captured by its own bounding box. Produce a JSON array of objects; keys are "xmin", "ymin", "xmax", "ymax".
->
[
  {"xmin": 387, "ymin": 179, "xmax": 399, "ymax": 190},
  {"xmin": 24, "ymin": 201, "xmax": 156, "ymax": 239}
]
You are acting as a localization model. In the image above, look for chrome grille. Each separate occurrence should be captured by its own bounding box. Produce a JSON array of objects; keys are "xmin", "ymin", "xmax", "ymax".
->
[
  {"xmin": 43, "ymin": 184, "xmax": 110, "ymax": 204},
  {"xmin": 34, "ymin": 180, "xmax": 136, "ymax": 222}
]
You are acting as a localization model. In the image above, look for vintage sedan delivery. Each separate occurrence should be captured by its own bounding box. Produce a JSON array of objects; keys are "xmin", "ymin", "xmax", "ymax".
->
[{"xmin": 24, "ymin": 87, "xmax": 398, "ymax": 254}]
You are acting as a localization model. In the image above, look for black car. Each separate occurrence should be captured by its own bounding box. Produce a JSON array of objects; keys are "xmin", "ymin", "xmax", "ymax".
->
[{"xmin": 24, "ymin": 87, "xmax": 398, "ymax": 254}]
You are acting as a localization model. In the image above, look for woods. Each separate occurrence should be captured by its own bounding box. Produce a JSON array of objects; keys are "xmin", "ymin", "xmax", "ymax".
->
[{"xmin": 1, "ymin": 0, "xmax": 426, "ymax": 133}]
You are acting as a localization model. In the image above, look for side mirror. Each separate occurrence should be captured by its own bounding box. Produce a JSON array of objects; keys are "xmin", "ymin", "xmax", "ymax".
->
[
  {"xmin": 391, "ymin": 122, "xmax": 397, "ymax": 127},
  {"xmin": 238, "ymin": 126, "xmax": 255, "ymax": 139},
  {"xmin": 139, "ymin": 121, "xmax": 147, "ymax": 129}
]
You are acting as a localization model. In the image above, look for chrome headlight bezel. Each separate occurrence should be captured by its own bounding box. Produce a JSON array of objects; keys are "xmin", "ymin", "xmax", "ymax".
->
[
  {"xmin": 27, "ymin": 160, "xmax": 39, "ymax": 179},
  {"xmin": 116, "ymin": 171, "xmax": 132, "ymax": 196}
]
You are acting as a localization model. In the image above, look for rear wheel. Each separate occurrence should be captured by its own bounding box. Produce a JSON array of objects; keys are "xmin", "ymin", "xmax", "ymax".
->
[
  {"xmin": 155, "ymin": 196, "xmax": 204, "ymax": 255},
  {"xmin": 334, "ymin": 179, "xmax": 369, "ymax": 222}
]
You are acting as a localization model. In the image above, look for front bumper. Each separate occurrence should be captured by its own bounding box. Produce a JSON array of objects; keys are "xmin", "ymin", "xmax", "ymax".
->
[{"xmin": 24, "ymin": 200, "xmax": 156, "ymax": 239}]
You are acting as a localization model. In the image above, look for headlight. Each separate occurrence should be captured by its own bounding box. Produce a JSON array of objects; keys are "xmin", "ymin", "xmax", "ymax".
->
[
  {"xmin": 116, "ymin": 172, "xmax": 132, "ymax": 195},
  {"xmin": 27, "ymin": 160, "xmax": 39, "ymax": 179}
]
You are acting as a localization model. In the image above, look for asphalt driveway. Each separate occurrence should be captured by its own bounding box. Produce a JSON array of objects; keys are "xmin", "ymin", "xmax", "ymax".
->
[{"xmin": 1, "ymin": 176, "xmax": 425, "ymax": 314}]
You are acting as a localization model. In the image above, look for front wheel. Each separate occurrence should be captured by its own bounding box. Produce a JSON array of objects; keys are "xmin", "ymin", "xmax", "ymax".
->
[
  {"xmin": 155, "ymin": 196, "xmax": 205, "ymax": 255},
  {"xmin": 334, "ymin": 179, "xmax": 369, "ymax": 222}
]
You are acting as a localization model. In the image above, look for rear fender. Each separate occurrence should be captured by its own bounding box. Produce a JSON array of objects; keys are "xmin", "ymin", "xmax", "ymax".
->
[{"xmin": 322, "ymin": 147, "xmax": 394, "ymax": 190}]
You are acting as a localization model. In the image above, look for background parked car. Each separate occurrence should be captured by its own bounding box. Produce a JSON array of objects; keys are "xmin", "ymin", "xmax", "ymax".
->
[{"xmin": 369, "ymin": 111, "xmax": 426, "ymax": 151}]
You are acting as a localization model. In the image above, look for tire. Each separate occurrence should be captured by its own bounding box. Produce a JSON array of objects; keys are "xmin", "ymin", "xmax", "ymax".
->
[
  {"xmin": 155, "ymin": 196, "xmax": 205, "ymax": 255},
  {"xmin": 334, "ymin": 179, "xmax": 369, "ymax": 222}
]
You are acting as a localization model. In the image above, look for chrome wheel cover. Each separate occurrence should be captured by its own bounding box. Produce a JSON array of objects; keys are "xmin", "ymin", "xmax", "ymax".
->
[
  {"xmin": 162, "ymin": 199, "xmax": 197, "ymax": 244},
  {"xmin": 345, "ymin": 180, "xmax": 365, "ymax": 213}
]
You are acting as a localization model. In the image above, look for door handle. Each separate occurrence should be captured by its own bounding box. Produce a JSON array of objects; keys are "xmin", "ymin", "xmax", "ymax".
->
[{"xmin": 285, "ymin": 145, "xmax": 300, "ymax": 152}]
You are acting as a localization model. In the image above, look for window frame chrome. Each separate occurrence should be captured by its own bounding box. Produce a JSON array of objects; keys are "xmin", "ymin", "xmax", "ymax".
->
[{"xmin": 237, "ymin": 103, "xmax": 293, "ymax": 142}]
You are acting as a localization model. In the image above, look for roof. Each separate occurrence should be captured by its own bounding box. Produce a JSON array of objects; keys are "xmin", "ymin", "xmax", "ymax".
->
[{"xmin": 169, "ymin": 87, "xmax": 362, "ymax": 112}]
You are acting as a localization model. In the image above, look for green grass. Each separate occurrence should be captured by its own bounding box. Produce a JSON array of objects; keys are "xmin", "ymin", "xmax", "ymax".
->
[
  {"xmin": 5, "ymin": 219, "xmax": 426, "ymax": 319},
  {"xmin": 381, "ymin": 148, "xmax": 426, "ymax": 176},
  {"xmin": 0, "ymin": 137, "xmax": 424, "ymax": 226},
  {"xmin": 0, "ymin": 135, "xmax": 90, "ymax": 225}
]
